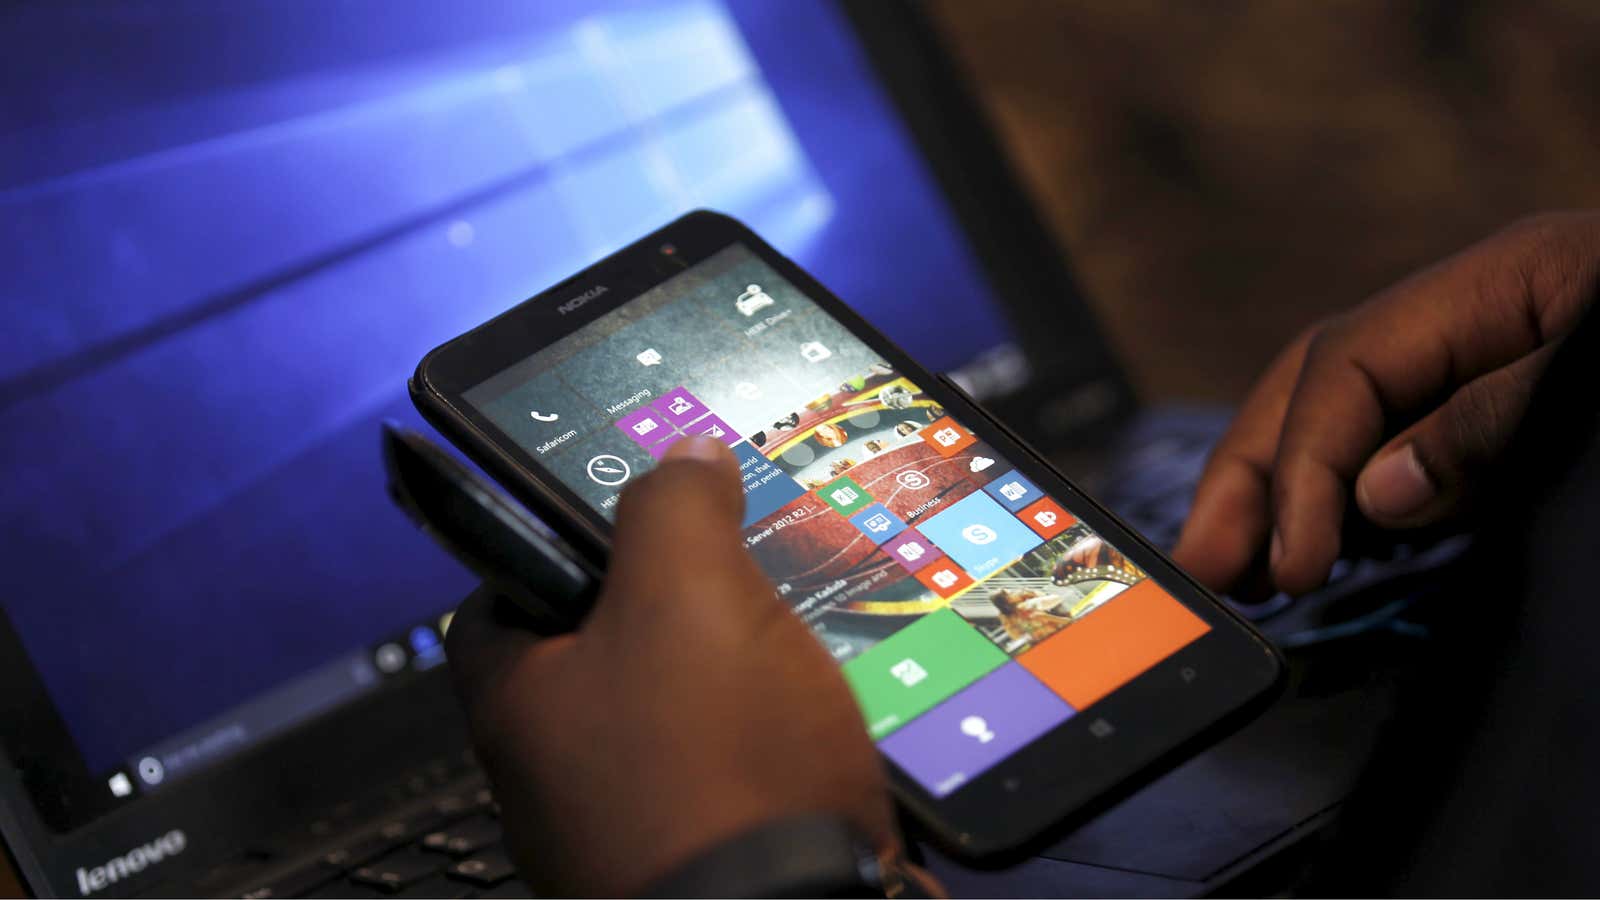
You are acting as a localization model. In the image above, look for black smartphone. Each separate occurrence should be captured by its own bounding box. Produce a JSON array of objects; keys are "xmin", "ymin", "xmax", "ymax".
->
[
  {"xmin": 381, "ymin": 423, "xmax": 598, "ymax": 632},
  {"xmin": 411, "ymin": 210, "xmax": 1284, "ymax": 861}
]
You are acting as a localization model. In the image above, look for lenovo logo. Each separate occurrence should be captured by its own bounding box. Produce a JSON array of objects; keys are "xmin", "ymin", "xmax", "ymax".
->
[
  {"xmin": 75, "ymin": 829, "xmax": 187, "ymax": 896},
  {"xmin": 556, "ymin": 284, "xmax": 608, "ymax": 314}
]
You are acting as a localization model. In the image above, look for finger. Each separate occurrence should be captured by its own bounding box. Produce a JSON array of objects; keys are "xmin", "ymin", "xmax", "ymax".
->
[
  {"xmin": 592, "ymin": 436, "xmax": 768, "ymax": 630},
  {"xmin": 445, "ymin": 585, "xmax": 569, "ymax": 719},
  {"xmin": 1172, "ymin": 326, "xmax": 1316, "ymax": 592},
  {"xmin": 1269, "ymin": 215, "xmax": 1600, "ymax": 594},
  {"xmin": 1355, "ymin": 345, "xmax": 1555, "ymax": 527}
]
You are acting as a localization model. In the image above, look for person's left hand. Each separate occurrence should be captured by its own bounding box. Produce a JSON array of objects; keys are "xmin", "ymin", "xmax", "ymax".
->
[{"xmin": 1173, "ymin": 212, "xmax": 1600, "ymax": 596}]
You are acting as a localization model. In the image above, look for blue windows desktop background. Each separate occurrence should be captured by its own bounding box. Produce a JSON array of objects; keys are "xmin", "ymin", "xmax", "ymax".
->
[{"xmin": 0, "ymin": 0, "xmax": 1015, "ymax": 774}]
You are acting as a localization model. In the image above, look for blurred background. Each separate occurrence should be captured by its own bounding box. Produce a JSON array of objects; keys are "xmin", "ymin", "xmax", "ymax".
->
[{"xmin": 931, "ymin": 0, "xmax": 1600, "ymax": 403}]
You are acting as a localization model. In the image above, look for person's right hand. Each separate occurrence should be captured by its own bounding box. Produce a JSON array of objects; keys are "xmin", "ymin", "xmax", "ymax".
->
[
  {"xmin": 1174, "ymin": 212, "xmax": 1600, "ymax": 597},
  {"xmin": 445, "ymin": 437, "xmax": 898, "ymax": 897}
]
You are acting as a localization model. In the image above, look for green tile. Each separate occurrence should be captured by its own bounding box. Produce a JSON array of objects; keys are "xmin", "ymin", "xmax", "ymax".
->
[
  {"xmin": 818, "ymin": 474, "xmax": 872, "ymax": 516},
  {"xmin": 843, "ymin": 609, "xmax": 1008, "ymax": 739}
]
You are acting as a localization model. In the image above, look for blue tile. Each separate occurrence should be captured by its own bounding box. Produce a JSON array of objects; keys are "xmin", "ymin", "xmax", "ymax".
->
[
  {"xmin": 983, "ymin": 470, "xmax": 1043, "ymax": 513},
  {"xmin": 916, "ymin": 490, "xmax": 1042, "ymax": 578},
  {"xmin": 848, "ymin": 502, "xmax": 908, "ymax": 544}
]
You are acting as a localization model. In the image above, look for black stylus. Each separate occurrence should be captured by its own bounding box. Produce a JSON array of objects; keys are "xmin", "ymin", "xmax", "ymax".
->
[{"xmin": 381, "ymin": 423, "xmax": 599, "ymax": 633}]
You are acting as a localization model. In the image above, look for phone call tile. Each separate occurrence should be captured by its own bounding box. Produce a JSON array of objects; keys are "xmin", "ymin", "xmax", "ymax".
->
[{"xmin": 474, "ymin": 369, "xmax": 597, "ymax": 457}]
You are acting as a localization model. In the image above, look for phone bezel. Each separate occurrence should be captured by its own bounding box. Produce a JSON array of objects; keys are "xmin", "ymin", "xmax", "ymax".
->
[{"xmin": 413, "ymin": 210, "xmax": 1285, "ymax": 862}]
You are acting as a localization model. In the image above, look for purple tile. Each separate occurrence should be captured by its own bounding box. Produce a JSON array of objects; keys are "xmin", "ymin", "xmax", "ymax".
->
[
  {"xmin": 881, "ymin": 528, "xmax": 939, "ymax": 572},
  {"xmin": 652, "ymin": 387, "xmax": 710, "ymax": 428},
  {"xmin": 878, "ymin": 663, "xmax": 1074, "ymax": 798},
  {"xmin": 615, "ymin": 407, "xmax": 671, "ymax": 447},
  {"xmin": 647, "ymin": 430, "xmax": 686, "ymax": 460},
  {"xmin": 688, "ymin": 412, "xmax": 740, "ymax": 446}
]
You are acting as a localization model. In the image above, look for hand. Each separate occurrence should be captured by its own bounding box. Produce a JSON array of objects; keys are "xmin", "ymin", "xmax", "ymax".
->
[
  {"xmin": 445, "ymin": 437, "xmax": 896, "ymax": 896},
  {"xmin": 1174, "ymin": 212, "xmax": 1600, "ymax": 597}
]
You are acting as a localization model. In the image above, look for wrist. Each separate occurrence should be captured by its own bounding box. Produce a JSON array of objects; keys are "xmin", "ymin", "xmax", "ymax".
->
[{"xmin": 641, "ymin": 814, "xmax": 886, "ymax": 898}]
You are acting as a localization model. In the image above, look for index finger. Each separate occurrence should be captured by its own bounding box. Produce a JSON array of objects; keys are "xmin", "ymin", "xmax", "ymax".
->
[
  {"xmin": 589, "ymin": 436, "xmax": 780, "ymax": 638},
  {"xmin": 1270, "ymin": 215, "xmax": 1600, "ymax": 593},
  {"xmin": 1172, "ymin": 326, "xmax": 1315, "ymax": 592}
]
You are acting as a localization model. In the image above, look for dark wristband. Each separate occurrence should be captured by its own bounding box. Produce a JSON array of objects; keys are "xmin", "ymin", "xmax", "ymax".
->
[{"xmin": 642, "ymin": 814, "xmax": 884, "ymax": 898}]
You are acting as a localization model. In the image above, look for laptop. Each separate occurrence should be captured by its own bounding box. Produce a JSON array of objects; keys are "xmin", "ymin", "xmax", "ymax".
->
[{"xmin": 0, "ymin": 2, "xmax": 1403, "ymax": 896}]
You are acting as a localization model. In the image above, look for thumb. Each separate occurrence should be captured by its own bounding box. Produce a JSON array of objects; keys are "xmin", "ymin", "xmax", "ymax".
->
[
  {"xmin": 1355, "ymin": 345, "xmax": 1553, "ymax": 528},
  {"xmin": 596, "ymin": 436, "xmax": 765, "ymax": 623}
]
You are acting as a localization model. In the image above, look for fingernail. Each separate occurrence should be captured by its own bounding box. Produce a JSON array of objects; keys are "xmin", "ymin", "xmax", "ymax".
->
[
  {"xmin": 662, "ymin": 435, "xmax": 728, "ymax": 463},
  {"xmin": 1269, "ymin": 529, "xmax": 1284, "ymax": 571},
  {"xmin": 1358, "ymin": 444, "xmax": 1436, "ymax": 520}
]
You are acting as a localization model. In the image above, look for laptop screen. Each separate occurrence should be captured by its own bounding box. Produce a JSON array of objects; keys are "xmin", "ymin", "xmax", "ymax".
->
[{"xmin": 0, "ymin": 0, "xmax": 1018, "ymax": 817}]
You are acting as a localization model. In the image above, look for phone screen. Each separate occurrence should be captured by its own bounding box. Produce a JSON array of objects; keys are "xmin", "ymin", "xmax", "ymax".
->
[{"xmin": 460, "ymin": 243, "xmax": 1212, "ymax": 799}]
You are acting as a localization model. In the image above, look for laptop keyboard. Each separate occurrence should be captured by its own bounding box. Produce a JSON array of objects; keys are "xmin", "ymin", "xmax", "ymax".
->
[{"xmin": 191, "ymin": 754, "xmax": 535, "ymax": 899}]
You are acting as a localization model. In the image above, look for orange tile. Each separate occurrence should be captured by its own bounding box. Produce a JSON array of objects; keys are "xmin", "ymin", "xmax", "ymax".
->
[
  {"xmin": 914, "ymin": 557, "xmax": 975, "ymax": 598},
  {"xmin": 920, "ymin": 416, "xmax": 977, "ymax": 457},
  {"xmin": 1018, "ymin": 497, "xmax": 1075, "ymax": 539},
  {"xmin": 1018, "ymin": 579, "xmax": 1210, "ymax": 709}
]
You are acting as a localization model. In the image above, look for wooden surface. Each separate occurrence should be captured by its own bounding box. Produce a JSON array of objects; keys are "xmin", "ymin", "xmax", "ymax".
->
[{"xmin": 928, "ymin": 0, "xmax": 1600, "ymax": 404}]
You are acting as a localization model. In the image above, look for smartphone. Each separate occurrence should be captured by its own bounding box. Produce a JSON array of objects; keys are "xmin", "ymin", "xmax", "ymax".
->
[
  {"xmin": 381, "ymin": 423, "xmax": 598, "ymax": 632},
  {"xmin": 411, "ymin": 210, "xmax": 1284, "ymax": 861}
]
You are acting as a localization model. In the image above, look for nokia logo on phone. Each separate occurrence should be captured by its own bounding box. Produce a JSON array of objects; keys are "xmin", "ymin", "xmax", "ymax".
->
[{"xmin": 556, "ymin": 285, "xmax": 608, "ymax": 314}]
